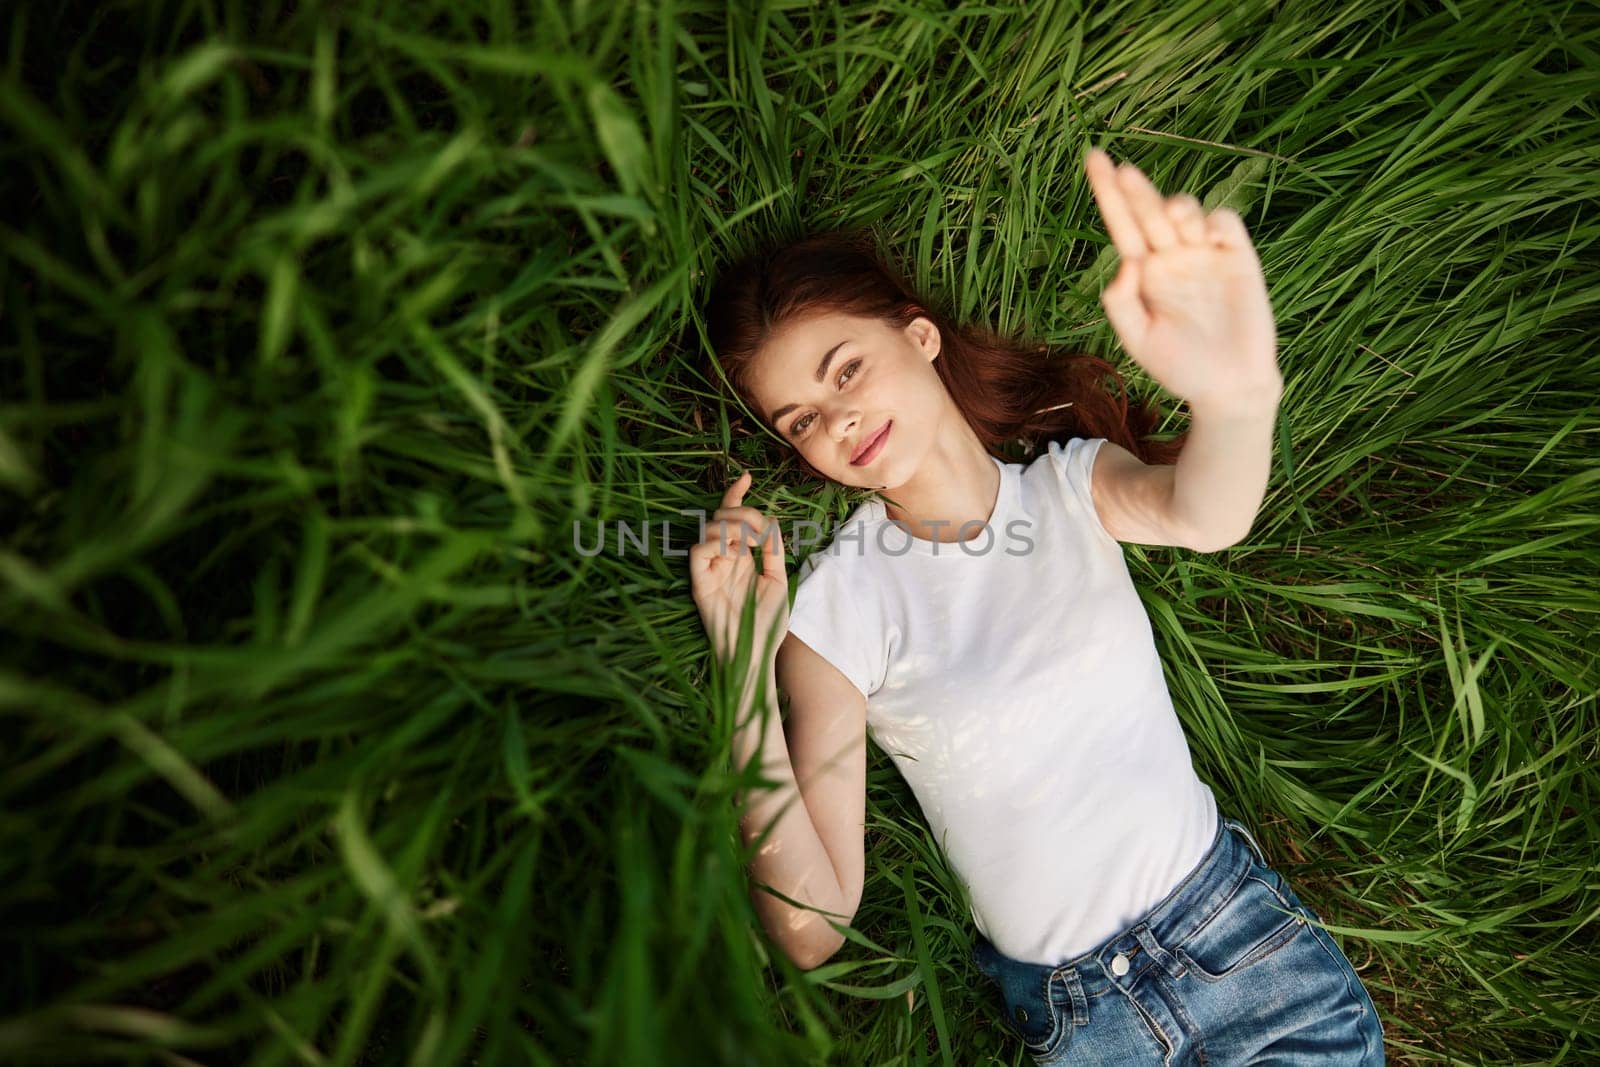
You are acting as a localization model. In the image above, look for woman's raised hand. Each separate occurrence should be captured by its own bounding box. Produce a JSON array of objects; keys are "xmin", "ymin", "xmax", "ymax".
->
[
  {"xmin": 688, "ymin": 469, "xmax": 790, "ymax": 673},
  {"xmin": 1084, "ymin": 147, "xmax": 1282, "ymax": 417}
]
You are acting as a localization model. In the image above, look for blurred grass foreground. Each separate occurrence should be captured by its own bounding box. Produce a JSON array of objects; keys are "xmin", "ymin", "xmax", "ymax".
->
[{"xmin": 3, "ymin": 0, "xmax": 1599, "ymax": 1064}]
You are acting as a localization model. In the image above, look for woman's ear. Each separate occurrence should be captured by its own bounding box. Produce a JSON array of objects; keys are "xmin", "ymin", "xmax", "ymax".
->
[{"xmin": 908, "ymin": 316, "xmax": 941, "ymax": 361}]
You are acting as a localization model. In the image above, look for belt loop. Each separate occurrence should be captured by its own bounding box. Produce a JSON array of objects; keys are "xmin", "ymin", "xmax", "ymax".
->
[
  {"xmin": 1059, "ymin": 967, "xmax": 1090, "ymax": 1026},
  {"xmin": 1226, "ymin": 817, "xmax": 1270, "ymax": 868},
  {"xmin": 1132, "ymin": 922, "xmax": 1187, "ymax": 980}
]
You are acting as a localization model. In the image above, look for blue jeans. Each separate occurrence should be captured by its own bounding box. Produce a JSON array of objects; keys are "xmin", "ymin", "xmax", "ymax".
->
[{"xmin": 970, "ymin": 816, "xmax": 1385, "ymax": 1065}]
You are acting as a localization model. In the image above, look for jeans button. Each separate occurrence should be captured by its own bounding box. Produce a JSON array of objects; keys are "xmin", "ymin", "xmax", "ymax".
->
[{"xmin": 1111, "ymin": 952, "xmax": 1130, "ymax": 976}]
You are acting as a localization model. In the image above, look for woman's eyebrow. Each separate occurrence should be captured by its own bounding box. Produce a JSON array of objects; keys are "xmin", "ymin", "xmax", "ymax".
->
[{"xmin": 769, "ymin": 339, "xmax": 852, "ymax": 424}]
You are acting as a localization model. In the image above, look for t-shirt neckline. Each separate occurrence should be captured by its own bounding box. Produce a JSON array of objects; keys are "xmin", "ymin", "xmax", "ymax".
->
[{"xmin": 867, "ymin": 453, "xmax": 1015, "ymax": 558}]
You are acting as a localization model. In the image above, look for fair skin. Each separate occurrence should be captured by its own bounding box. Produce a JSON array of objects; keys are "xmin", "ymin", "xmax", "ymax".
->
[
  {"xmin": 744, "ymin": 309, "xmax": 1003, "ymax": 543},
  {"xmin": 735, "ymin": 146, "xmax": 1283, "ymax": 560},
  {"xmin": 1081, "ymin": 147, "xmax": 1283, "ymax": 550}
]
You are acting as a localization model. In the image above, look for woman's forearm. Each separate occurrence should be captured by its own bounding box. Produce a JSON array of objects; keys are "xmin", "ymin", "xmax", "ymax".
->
[
  {"xmin": 1169, "ymin": 398, "xmax": 1280, "ymax": 551},
  {"xmin": 730, "ymin": 660, "xmax": 849, "ymax": 969}
]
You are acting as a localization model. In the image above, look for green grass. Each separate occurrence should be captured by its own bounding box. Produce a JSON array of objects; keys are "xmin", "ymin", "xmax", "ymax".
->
[{"xmin": 2, "ymin": 0, "xmax": 1597, "ymax": 1063}]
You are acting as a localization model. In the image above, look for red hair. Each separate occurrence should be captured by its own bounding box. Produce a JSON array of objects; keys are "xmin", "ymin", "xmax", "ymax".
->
[{"xmin": 704, "ymin": 226, "xmax": 1187, "ymax": 481}]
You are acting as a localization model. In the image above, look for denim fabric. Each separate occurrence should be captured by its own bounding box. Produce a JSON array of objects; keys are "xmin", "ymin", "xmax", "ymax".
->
[{"xmin": 970, "ymin": 816, "xmax": 1385, "ymax": 1065}]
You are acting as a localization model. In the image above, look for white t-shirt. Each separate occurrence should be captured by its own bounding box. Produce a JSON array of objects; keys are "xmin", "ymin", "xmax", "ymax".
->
[{"xmin": 784, "ymin": 436, "xmax": 1219, "ymax": 965}]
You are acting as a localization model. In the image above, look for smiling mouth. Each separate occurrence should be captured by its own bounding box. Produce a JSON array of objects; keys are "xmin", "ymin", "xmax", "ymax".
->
[{"xmin": 851, "ymin": 420, "xmax": 891, "ymax": 465}]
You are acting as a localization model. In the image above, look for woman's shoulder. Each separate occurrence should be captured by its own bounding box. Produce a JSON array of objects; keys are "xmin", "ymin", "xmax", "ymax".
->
[{"xmin": 1029, "ymin": 436, "xmax": 1108, "ymax": 493}]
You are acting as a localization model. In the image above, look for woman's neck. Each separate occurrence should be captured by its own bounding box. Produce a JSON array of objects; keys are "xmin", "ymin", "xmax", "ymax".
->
[{"xmin": 878, "ymin": 418, "xmax": 1001, "ymax": 544}]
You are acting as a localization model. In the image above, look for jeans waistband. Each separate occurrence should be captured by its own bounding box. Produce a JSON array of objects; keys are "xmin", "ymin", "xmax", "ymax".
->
[{"xmin": 971, "ymin": 815, "xmax": 1269, "ymax": 1007}]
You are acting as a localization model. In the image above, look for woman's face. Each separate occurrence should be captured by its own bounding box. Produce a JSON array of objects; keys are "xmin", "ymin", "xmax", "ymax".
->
[{"xmin": 745, "ymin": 309, "xmax": 946, "ymax": 490}]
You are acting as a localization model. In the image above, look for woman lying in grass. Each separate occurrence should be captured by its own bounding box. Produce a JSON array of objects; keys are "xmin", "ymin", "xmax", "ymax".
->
[{"xmin": 689, "ymin": 146, "xmax": 1385, "ymax": 1064}]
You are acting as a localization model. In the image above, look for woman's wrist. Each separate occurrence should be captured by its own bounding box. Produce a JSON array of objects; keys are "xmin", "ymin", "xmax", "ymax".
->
[{"xmin": 1185, "ymin": 383, "xmax": 1282, "ymax": 422}]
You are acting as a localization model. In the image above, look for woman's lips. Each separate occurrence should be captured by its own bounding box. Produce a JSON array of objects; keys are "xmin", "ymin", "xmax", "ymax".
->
[{"xmin": 851, "ymin": 420, "xmax": 892, "ymax": 465}]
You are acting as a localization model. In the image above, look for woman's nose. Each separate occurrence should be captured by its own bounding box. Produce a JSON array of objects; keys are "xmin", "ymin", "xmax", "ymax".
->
[{"xmin": 828, "ymin": 410, "xmax": 860, "ymax": 440}]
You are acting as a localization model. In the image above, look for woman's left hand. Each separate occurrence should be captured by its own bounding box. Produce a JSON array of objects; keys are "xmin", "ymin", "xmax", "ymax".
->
[{"xmin": 1084, "ymin": 147, "xmax": 1282, "ymax": 416}]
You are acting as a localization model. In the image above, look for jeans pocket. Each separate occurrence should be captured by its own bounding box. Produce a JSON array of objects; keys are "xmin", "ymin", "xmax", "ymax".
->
[
  {"xmin": 1175, "ymin": 870, "xmax": 1306, "ymax": 983},
  {"xmin": 1016, "ymin": 977, "xmax": 1076, "ymax": 1064},
  {"xmin": 1023, "ymin": 1008, "xmax": 1074, "ymax": 1066},
  {"xmin": 1223, "ymin": 817, "xmax": 1270, "ymax": 868}
]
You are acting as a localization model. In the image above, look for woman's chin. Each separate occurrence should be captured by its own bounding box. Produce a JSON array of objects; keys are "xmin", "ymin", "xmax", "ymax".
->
[
  {"xmin": 854, "ymin": 462, "xmax": 900, "ymax": 492},
  {"xmin": 833, "ymin": 449, "xmax": 903, "ymax": 490}
]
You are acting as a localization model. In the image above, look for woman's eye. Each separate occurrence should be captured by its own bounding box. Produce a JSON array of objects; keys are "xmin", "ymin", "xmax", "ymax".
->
[{"xmin": 792, "ymin": 359, "xmax": 863, "ymax": 438}]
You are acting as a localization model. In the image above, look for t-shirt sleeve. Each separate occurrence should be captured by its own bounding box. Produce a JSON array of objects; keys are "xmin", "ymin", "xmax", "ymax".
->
[
  {"xmin": 1046, "ymin": 436, "xmax": 1118, "ymax": 546},
  {"xmin": 785, "ymin": 548, "xmax": 884, "ymax": 700}
]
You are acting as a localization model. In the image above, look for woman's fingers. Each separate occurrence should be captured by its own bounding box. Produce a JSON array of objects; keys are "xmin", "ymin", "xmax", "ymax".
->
[
  {"xmin": 712, "ymin": 507, "xmax": 774, "ymax": 552},
  {"xmin": 1115, "ymin": 161, "xmax": 1182, "ymax": 252},
  {"xmin": 1098, "ymin": 254, "xmax": 1151, "ymax": 354},
  {"xmin": 701, "ymin": 469, "xmax": 783, "ymax": 577},
  {"xmin": 720, "ymin": 469, "xmax": 750, "ymax": 511},
  {"xmin": 709, "ymin": 473, "xmax": 778, "ymax": 559},
  {"xmin": 1085, "ymin": 148, "xmax": 1149, "ymax": 261},
  {"xmin": 712, "ymin": 505, "xmax": 768, "ymax": 531},
  {"xmin": 690, "ymin": 536, "xmax": 750, "ymax": 584},
  {"xmin": 1167, "ymin": 194, "xmax": 1209, "ymax": 246},
  {"xmin": 760, "ymin": 512, "xmax": 785, "ymax": 581},
  {"xmin": 689, "ymin": 537, "xmax": 735, "ymax": 589},
  {"xmin": 1206, "ymin": 206, "xmax": 1252, "ymax": 249},
  {"xmin": 1089, "ymin": 148, "xmax": 1233, "ymax": 259}
]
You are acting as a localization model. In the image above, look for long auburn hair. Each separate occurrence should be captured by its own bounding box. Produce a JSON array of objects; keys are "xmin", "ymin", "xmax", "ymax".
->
[{"xmin": 704, "ymin": 226, "xmax": 1187, "ymax": 482}]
